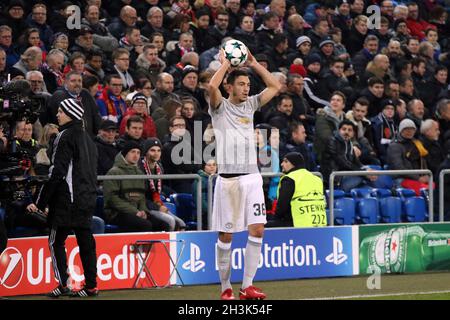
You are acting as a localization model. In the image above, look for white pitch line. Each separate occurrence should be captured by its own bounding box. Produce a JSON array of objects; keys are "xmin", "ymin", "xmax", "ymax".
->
[{"xmin": 300, "ymin": 290, "xmax": 450, "ymax": 300}]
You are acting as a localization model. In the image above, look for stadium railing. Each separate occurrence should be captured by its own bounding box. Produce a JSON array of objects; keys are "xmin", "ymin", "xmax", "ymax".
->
[
  {"xmin": 97, "ymin": 174, "xmax": 203, "ymax": 230},
  {"xmin": 328, "ymin": 169, "xmax": 434, "ymax": 226}
]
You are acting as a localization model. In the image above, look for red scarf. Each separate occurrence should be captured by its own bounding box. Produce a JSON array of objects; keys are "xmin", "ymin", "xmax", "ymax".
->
[
  {"xmin": 101, "ymin": 87, "xmax": 126, "ymax": 117},
  {"xmin": 143, "ymin": 158, "xmax": 162, "ymax": 194}
]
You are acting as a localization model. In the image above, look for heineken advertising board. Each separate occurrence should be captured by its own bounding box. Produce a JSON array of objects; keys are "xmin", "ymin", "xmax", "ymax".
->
[{"xmin": 359, "ymin": 223, "xmax": 450, "ymax": 275}]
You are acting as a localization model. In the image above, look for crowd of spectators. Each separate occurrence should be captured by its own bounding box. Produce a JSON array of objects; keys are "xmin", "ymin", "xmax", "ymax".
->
[{"xmin": 1, "ymin": 0, "xmax": 450, "ymax": 234}]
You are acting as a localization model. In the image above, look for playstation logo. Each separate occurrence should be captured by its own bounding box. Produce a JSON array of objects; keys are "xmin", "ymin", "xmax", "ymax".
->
[
  {"xmin": 182, "ymin": 243, "xmax": 206, "ymax": 272},
  {"xmin": 325, "ymin": 237, "xmax": 348, "ymax": 265}
]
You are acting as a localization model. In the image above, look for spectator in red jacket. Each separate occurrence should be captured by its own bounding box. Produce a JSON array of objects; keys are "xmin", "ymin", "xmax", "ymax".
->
[
  {"xmin": 406, "ymin": 2, "xmax": 435, "ymax": 40},
  {"xmin": 120, "ymin": 93, "xmax": 157, "ymax": 139}
]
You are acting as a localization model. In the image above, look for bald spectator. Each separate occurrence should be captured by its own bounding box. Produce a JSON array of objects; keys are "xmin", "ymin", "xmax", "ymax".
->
[
  {"xmin": 269, "ymin": 0, "xmax": 287, "ymax": 32},
  {"xmin": 286, "ymin": 14, "xmax": 305, "ymax": 50},
  {"xmin": 167, "ymin": 51, "xmax": 199, "ymax": 84},
  {"xmin": 108, "ymin": 5, "xmax": 138, "ymax": 39},
  {"xmin": 151, "ymin": 73, "xmax": 179, "ymax": 112},
  {"xmin": 361, "ymin": 54, "xmax": 392, "ymax": 87}
]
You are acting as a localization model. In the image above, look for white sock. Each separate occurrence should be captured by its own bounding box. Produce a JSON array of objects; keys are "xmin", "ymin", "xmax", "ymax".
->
[
  {"xmin": 217, "ymin": 240, "xmax": 232, "ymax": 292},
  {"xmin": 242, "ymin": 236, "xmax": 262, "ymax": 290}
]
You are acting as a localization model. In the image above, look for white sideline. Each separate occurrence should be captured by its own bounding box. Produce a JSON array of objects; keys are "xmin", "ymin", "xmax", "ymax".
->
[{"xmin": 300, "ymin": 290, "xmax": 450, "ymax": 300}]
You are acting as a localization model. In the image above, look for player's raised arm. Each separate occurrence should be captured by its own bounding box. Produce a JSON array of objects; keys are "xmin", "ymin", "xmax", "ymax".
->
[
  {"xmin": 246, "ymin": 50, "xmax": 282, "ymax": 107},
  {"xmin": 208, "ymin": 49, "xmax": 231, "ymax": 109}
]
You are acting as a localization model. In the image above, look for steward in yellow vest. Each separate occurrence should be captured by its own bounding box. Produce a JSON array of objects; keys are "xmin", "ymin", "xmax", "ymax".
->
[{"xmin": 266, "ymin": 152, "xmax": 327, "ymax": 228}]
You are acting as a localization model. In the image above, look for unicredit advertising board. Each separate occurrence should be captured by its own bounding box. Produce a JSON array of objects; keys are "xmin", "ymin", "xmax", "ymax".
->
[
  {"xmin": 175, "ymin": 227, "xmax": 359, "ymax": 285},
  {"xmin": 0, "ymin": 232, "xmax": 172, "ymax": 297}
]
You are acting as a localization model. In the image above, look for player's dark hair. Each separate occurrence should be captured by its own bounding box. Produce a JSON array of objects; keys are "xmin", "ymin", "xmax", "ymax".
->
[{"xmin": 226, "ymin": 69, "xmax": 249, "ymax": 85}]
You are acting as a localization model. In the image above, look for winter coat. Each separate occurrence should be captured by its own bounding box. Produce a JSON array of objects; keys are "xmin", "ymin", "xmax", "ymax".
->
[
  {"xmin": 419, "ymin": 135, "xmax": 445, "ymax": 177},
  {"xmin": 321, "ymin": 131, "xmax": 364, "ymax": 183},
  {"xmin": 135, "ymin": 53, "xmax": 166, "ymax": 88},
  {"xmin": 35, "ymin": 120, "xmax": 98, "ymax": 228},
  {"xmin": 119, "ymin": 109, "xmax": 157, "ymax": 139},
  {"xmin": 94, "ymin": 136, "xmax": 120, "ymax": 176},
  {"xmin": 386, "ymin": 134, "xmax": 428, "ymax": 180},
  {"xmin": 314, "ymin": 107, "xmax": 346, "ymax": 163},
  {"xmin": 103, "ymin": 153, "xmax": 148, "ymax": 222},
  {"xmin": 370, "ymin": 113, "xmax": 398, "ymax": 164}
]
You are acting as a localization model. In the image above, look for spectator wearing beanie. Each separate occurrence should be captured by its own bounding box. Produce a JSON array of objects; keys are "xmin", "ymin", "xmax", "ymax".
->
[
  {"xmin": 103, "ymin": 140, "xmax": 171, "ymax": 232},
  {"xmin": 139, "ymin": 138, "xmax": 187, "ymax": 231},
  {"xmin": 370, "ymin": 99, "xmax": 398, "ymax": 165},
  {"xmin": 303, "ymin": 53, "xmax": 330, "ymax": 112},
  {"xmin": 119, "ymin": 93, "xmax": 157, "ymax": 139},
  {"xmin": 175, "ymin": 66, "xmax": 208, "ymax": 109},
  {"xmin": 387, "ymin": 119, "xmax": 433, "ymax": 195},
  {"xmin": 94, "ymin": 120, "xmax": 120, "ymax": 176},
  {"xmin": 312, "ymin": 36, "xmax": 336, "ymax": 73},
  {"xmin": 0, "ymin": 0, "xmax": 28, "ymax": 42},
  {"xmin": 288, "ymin": 35, "xmax": 312, "ymax": 66}
]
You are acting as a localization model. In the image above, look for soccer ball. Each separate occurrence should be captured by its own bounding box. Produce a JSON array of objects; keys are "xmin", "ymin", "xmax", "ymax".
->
[{"xmin": 223, "ymin": 39, "xmax": 248, "ymax": 67}]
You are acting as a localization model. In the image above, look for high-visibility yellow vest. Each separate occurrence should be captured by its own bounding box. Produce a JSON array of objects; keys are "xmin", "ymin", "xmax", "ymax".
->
[{"xmin": 277, "ymin": 169, "xmax": 327, "ymax": 227}]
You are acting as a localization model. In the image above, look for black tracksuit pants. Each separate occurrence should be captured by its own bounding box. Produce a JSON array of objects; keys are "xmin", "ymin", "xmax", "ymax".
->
[{"xmin": 49, "ymin": 226, "xmax": 97, "ymax": 289}]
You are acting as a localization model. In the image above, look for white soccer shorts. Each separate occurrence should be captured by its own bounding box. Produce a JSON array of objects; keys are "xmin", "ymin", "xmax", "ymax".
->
[{"xmin": 212, "ymin": 173, "xmax": 267, "ymax": 233}]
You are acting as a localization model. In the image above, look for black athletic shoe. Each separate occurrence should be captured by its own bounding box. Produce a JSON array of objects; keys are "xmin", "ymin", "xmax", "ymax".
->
[
  {"xmin": 47, "ymin": 285, "xmax": 71, "ymax": 298},
  {"xmin": 70, "ymin": 287, "xmax": 99, "ymax": 297}
]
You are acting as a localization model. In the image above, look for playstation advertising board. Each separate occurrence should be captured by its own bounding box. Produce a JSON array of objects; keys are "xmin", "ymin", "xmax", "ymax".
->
[{"xmin": 175, "ymin": 227, "xmax": 359, "ymax": 285}]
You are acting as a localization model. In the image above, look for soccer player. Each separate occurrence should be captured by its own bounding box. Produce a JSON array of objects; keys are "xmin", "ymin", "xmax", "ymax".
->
[{"xmin": 208, "ymin": 48, "xmax": 281, "ymax": 300}]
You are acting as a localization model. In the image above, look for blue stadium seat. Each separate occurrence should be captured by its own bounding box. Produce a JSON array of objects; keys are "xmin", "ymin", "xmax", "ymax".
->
[
  {"xmin": 170, "ymin": 193, "xmax": 198, "ymax": 230},
  {"xmin": 163, "ymin": 202, "xmax": 177, "ymax": 215},
  {"xmin": 371, "ymin": 188, "xmax": 392, "ymax": 198},
  {"xmin": 404, "ymin": 197, "xmax": 427, "ymax": 222},
  {"xmin": 334, "ymin": 198, "xmax": 356, "ymax": 225},
  {"xmin": 350, "ymin": 187, "xmax": 374, "ymax": 199},
  {"xmin": 395, "ymin": 188, "xmax": 416, "ymax": 199},
  {"xmin": 372, "ymin": 174, "xmax": 394, "ymax": 189},
  {"xmin": 379, "ymin": 196, "xmax": 402, "ymax": 223},
  {"xmin": 94, "ymin": 194, "xmax": 120, "ymax": 233},
  {"xmin": 91, "ymin": 216, "xmax": 105, "ymax": 234},
  {"xmin": 357, "ymin": 197, "xmax": 380, "ymax": 224},
  {"xmin": 0, "ymin": 207, "xmax": 5, "ymax": 221}
]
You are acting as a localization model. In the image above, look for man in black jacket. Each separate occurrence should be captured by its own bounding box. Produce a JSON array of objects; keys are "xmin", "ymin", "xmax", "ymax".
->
[
  {"xmin": 46, "ymin": 71, "xmax": 101, "ymax": 137},
  {"xmin": 27, "ymin": 98, "xmax": 99, "ymax": 298},
  {"xmin": 95, "ymin": 120, "xmax": 120, "ymax": 176}
]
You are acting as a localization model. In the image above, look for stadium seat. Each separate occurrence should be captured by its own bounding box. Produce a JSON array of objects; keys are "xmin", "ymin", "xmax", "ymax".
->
[
  {"xmin": 91, "ymin": 216, "xmax": 105, "ymax": 234},
  {"xmin": 163, "ymin": 202, "xmax": 177, "ymax": 215},
  {"xmin": 379, "ymin": 196, "xmax": 402, "ymax": 223},
  {"xmin": 357, "ymin": 197, "xmax": 380, "ymax": 224},
  {"xmin": 350, "ymin": 187, "xmax": 375, "ymax": 199},
  {"xmin": 334, "ymin": 197, "xmax": 356, "ymax": 225},
  {"xmin": 404, "ymin": 197, "xmax": 427, "ymax": 222},
  {"xmin": 94, "ymin": 194, "xmax": 121, "ymax": 233},
  {"xmin": 170, "ymin": 193, "xmax": 198, "ymax": 230},
  {"xmin": 395, "ymin": 188, "xmax": 416, "ymax": 199},
  {"xmin": 0, "ymin": 207, "xmax": 5, "ymax": 221},
  {"xmin": 372, "ymin": 174, "xmax": 394, "ymax": 189},
  {"xmin": 370, "ymin": 188, "xmax": 392, "ymax": 198}
]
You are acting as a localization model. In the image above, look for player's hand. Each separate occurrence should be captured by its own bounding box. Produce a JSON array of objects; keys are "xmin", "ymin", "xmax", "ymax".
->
[
  {"xmin": 219, "ymin": 48, "xmax": 230, "ymax": 67},
  {"xmin": 26, "ymin": 204, "xmax": 38, "ymax": 213},
  {"xmin": 245, "ymin": 49, "xmax": 256, "ymax": 67}
]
